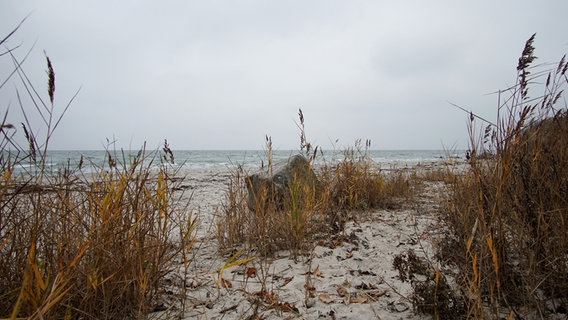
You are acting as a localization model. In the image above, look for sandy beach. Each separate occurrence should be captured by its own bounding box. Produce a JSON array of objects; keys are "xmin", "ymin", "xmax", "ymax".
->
[{"xmin": 158, "ymin": 161, "xmax": 454, "ymax": 320}]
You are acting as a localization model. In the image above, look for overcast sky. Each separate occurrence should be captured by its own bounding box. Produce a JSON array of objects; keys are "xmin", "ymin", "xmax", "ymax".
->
[{"xmin": 1, "ymin": 1, "xmax": 567, "ymax": 150}]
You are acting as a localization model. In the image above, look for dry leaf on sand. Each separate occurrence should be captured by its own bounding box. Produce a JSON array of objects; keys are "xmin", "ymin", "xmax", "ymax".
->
[
  {"xmin": 304, "ymin": 284, "xmax": 316, "ymax": 292},
  {"xmin": 310, "ymin": 265, "xmax": 324, "ymax": 277},
  {"xmin": 278, "ymin": 302, "xmax": 299, "ymax": 313},
  {"xmin": 220, "ymin": 278, "xmax": 232, "ymax": 288},
  {"xmin": 245, "ymin": 267, "xmax": 257, "ymax": 278},
  {"xmin": 349, "ymin": 296, "xmax": 369, "ymax": 303},
  {"xmin": 337, "ymin": 286, "xmax": 348, "ymax": 297},
  {"xmin": 318, "ymin": 293, "xmax": 334, "ymax": 304}
]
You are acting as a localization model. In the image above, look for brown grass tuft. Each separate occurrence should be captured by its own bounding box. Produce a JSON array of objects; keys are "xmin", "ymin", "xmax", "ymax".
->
[
  {"xmin": 217, "ymin": 112, "xmax": 420, "ymax": 260},
  {"xmin": 1, "ymin": 28, "xmax": 195, "ymax": 318},
  {"xmin": 439, "ymin": 35, "xmax": 568, "ymax": 318}
]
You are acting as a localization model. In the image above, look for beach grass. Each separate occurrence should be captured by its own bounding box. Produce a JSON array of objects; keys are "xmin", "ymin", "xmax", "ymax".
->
[
  {"xmin": 435, "ymin": 34, "xmax": 568, "ymax": 318},
  {"xmin": 216, "ymin": 110, "xmax": 421, "ymax": 259},
  {"xmin": 1, "ymin": 32, "xmax": 195, "ymax": 319},
  {"xmin": 3, "ymin": 20, "xmax": 568, "ymax": 319},
  {"xmin": 390, "ymin": 35, "xmax": 568, "ymax": 320},
  {"xmin": 0, "ymin": 150, "xmax": 195, "ymax": 319}
]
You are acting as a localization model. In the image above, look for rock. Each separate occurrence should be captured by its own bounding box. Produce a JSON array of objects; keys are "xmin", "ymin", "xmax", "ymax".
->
[{"xmin": 246, "ymin": 154, "xmax": 319, "ymax": 211}]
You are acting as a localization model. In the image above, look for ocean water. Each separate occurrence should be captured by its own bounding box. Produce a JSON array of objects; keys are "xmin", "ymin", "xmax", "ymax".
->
[{"xmin": 8, "ymin": 149, "xmax": 465, "ymax": 174}]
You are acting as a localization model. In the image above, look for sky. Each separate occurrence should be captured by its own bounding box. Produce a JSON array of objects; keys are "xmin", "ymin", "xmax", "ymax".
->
[{"xmin": 1, "ymin": 1, "xmax": 567, "ymax": 151}]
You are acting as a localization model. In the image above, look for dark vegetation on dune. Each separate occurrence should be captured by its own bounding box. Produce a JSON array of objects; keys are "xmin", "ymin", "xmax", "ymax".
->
[
  {"xmin": 438, "ymin": 34, "xmax": 568, "ymax": 319},
  {"xmin": 393, "ymin": 34, "xmax": 568, "ymax": 319}
]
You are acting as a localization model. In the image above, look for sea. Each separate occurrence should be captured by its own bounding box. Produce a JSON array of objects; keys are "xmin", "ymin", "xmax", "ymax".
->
[{"xmin": 7, "ymin": 149, "xmax": 465, "ymax": 174}]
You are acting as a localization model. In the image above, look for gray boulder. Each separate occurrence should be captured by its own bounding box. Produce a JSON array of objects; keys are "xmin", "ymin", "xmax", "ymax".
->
[{"xmin": 246, "ymin": 154, "xmax": 318, "ymax": 211}]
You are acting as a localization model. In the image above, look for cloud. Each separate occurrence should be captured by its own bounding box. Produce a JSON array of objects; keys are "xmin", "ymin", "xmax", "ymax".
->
[{"xmin": 1, "ymin": 1, "xmax": 567, "ymax": 150}]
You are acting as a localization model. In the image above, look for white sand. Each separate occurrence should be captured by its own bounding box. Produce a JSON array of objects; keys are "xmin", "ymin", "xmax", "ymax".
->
[{"xmin": 163, "ymin": 163, "xmax": 451, "ymax": 319}]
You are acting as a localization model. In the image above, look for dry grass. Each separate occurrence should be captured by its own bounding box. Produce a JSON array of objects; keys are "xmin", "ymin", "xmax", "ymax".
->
[
  {"xmin": 217, "ymin": 111, "xmax": 420, "ymax": 259},
  {"xmin": 217, "ymin": 136, "xmax": 327, "ymax": 258},
  {"xmin": 437, "ymin": 34, "xmax": 568, "ymax": 318},
  {"xmin": 9, "ymin": 20, "xmax": 567, "ymax": 320},
  {"xmin": 0, "ymin": 153, "xmax": 194, "ymax": 319},
  {"xmin": 1, "ymin": 28, "xmax": 195, "ymax": 319},
  {"xmin": 321, "ymin": 140, "xmax": 417, "ymax": 212}
]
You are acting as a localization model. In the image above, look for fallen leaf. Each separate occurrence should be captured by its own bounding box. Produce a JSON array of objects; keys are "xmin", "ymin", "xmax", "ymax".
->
[
  {"xmin": 278, "ymin": 302, "xmax": 299, "ymax": 313},
  {"xmin": 337, "ymin": 286, "xmax": 348, "ymax": 297},
  {"xmin": 349, "ymin": 296, "xmax": 369, "ymax": 303},
  {"xmin": 310, "ymin": 265, "xmax": 324, "ymax": 277},
  {"xmin": 304, "ymin": 284, "xmax": 316, "ymax": 292},
  {"xmin": 346, "ymin": 253, "xmax": 353, "ymax": 259},
  {"xmin": 304, "ymin": 284, "xmax": 316, "ymax": 298},
  {"xmin": 319, "ymin": 293, "xmax": 333, "ymax": 304},
  {"xmin": 246, "ymin": 267, "xmax": 257, "ymax": 278},
  {"xmin": 220, "ymin": 277, "xmax": 232, "ymax": 288}
]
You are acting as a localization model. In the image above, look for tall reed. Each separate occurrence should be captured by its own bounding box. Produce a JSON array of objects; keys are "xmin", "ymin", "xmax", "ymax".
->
[
  {"xmin": 442, "ymin": 34, "xmax": 568, "ymax": 318},
  {"xmin": 1, "ymin": 25, "xmax": 195, "ymax": 319}
]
